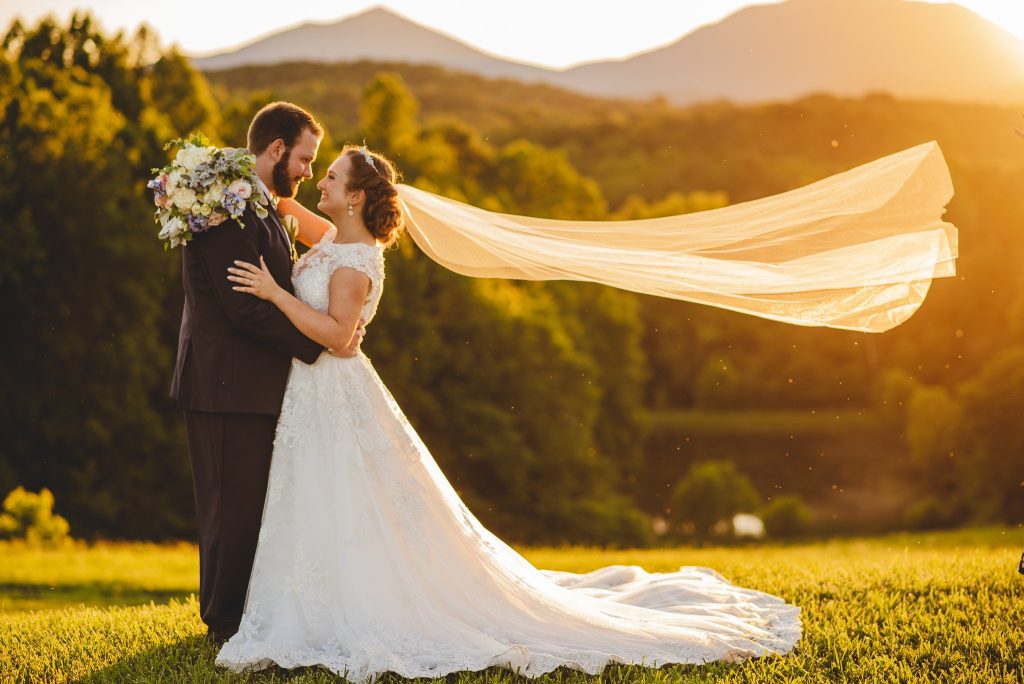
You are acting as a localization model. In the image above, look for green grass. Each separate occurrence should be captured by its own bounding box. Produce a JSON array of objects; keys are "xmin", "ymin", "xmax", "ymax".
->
[
  {"xmin": 2, "ymin": 528, "xmax": 1023, "ymax": 683},
  {"xmin": 0, "ymin": 541, "xmax": 197, "ymax": 612}
]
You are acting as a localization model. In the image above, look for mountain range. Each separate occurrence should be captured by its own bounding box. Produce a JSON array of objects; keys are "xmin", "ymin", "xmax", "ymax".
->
[{"xmin": 192, "ymin": 0, "xmax": 1024, "ymax": 105}]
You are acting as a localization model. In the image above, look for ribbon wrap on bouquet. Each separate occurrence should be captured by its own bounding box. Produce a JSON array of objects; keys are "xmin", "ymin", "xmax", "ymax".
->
[{"xmin": 395, "ymin": 141, "xmax": 957, "ymax": 333}]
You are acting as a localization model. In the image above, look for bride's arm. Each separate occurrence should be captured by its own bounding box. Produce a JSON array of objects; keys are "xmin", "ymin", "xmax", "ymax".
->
[
  {"xmin": 277, "ymin": 197, "xmax": 334, "ymax": 247},
  {"xmin": 227, "ymin": 257, "xmax": 369, "ymax": 351}
]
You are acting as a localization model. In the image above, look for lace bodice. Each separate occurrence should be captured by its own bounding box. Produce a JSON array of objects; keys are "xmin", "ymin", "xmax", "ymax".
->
[{"xmin": 291, "ymin": 228, "xmax": 385, "ymax": 323}]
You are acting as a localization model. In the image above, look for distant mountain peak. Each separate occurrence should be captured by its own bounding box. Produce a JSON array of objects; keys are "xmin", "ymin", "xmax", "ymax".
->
[
  {"xmin": 340, "ymin": 5, "xmax": 419, "ymax": 24},
  {"xmin": 191, "ymin": 0, "xmax": 1024, "ymax": 107},
  {"xmin": 359, "ymin": 5, "xmax": 398, "ymax": 15},
  {"xmin": 555, "ymin": 0, "xmax": 1024, "ymax": 105}
]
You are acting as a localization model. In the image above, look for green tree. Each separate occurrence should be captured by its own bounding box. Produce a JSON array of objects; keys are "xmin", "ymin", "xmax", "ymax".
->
[
  {"xmin": 610, "ymin": 190, "xmax": 729, "ymax": 220},
  {"xmin": 955, "ymin": 347, "xmax": 1024, "ymax": 523},
  {"xmin": 669, "ymin": 460, "xmax": 761, "ymax": 541},
  {"xmin": 490, "ymin": 139, "xmax": 607, "ymax": 220},
  {"xmin": 0, "ymin": 486, "xmax": 70, "ymax": 547},
  {"xmin": 147, "ymin": 49, "xmax": 220, "ymax": 137},
  {"xmin": 893, "ymin": 383, "xmax": 968, "ymax": 528},
  {"xmin": 693, "ymin": 354, "xmax": 745, "ymax": 409},
  {"xmin": 545, "ymin": 282, "xmax": 648, "ymax": 486},
  {"xmin": 760, "ymin": 495, "xmax": 813, "ymax": 538},
  {"xmin": 360, "ymin": 72, "xmax": 419, "ymax": 157},
  {"xmin": 0, "ymin": 14, "xmax": 216, "ymax": 538}
]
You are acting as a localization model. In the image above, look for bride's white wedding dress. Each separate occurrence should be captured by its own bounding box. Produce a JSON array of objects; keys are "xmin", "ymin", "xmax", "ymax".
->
[{"xmin": 215, "ymin": 227, "xmax": 801, "ymax": 681}]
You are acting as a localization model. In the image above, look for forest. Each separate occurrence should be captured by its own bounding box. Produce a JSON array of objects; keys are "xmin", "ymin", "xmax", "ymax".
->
[{"xmin": 2, "ymin": 14, "xmax": 1022, "ymax": 545}]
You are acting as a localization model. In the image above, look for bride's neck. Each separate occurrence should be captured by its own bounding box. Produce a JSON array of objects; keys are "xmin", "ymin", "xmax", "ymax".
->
[{"xmin": 329, "ymin": 215, "xmax": 376, "ymax": 245}]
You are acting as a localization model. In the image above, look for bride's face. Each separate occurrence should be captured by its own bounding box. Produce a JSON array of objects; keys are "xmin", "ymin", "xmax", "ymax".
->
[{"xmin": 316, "ymin": 155, "xmax": 353, "ymax": 217}]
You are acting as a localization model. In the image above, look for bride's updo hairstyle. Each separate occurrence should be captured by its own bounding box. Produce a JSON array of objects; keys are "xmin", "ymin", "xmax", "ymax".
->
[{"xmin": 341, "ymin": 144, "xmax": 404, "ymax": 247}]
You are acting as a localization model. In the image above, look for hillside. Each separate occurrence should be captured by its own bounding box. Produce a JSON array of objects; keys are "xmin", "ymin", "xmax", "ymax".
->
[{"xmin": 206, "ymin": 60, "xmax": 1024, "ymax": 203}]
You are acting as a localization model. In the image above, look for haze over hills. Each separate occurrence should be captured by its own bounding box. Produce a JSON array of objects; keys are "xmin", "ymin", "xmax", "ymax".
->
[
  {"xmin": 562, "ymin": 0, "xmax": 1024, "ymax": 104},
  {"xmin": 192, "ymin": 0, "xmax": 1024, "ymax": 106},
  {"xmin": 192, "ymin": 7, "xmax": 552, "ymax": 82}
]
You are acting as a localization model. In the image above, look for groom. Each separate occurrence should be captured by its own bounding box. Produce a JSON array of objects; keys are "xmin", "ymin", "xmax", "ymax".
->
[{"xmin": 170, "ymin": 102, "xmax": 359, "ymax": 644}]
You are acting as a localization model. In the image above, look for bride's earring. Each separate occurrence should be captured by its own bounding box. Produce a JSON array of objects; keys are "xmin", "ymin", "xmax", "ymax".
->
[{"xmin": 348, "ymin": 203, "xmax": 354, "ymax": 217}]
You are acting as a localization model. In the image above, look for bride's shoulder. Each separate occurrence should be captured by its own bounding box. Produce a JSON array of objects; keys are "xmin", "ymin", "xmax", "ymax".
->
[
  {"xmin": 321, "ymin": 240, "xmax": 384, "ymax": 257},
  {"xmin": 320, "ymin": 240, "xmax": 385, "ymax": 277}
]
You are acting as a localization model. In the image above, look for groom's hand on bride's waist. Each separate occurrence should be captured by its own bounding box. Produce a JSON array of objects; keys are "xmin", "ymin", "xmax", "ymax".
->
[{"xmin": 328, "ymin": 319, "xmax": 366, "ymax": 358}]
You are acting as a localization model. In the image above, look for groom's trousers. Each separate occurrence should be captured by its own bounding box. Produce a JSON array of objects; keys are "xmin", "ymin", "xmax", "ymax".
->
[{"xmin": 183, "ymin": 409, "xmax": 278, "ymax": 638}]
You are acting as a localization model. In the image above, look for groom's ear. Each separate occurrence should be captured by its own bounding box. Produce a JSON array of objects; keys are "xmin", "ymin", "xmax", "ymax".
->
[{"xmin": 268, "ymin": 138, "xmax": 286, "ymax": 162}]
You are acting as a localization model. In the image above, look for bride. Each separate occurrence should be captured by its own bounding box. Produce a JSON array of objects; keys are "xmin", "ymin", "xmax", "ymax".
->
[{"xmin": 217, "ymin": 143, "xmax": 801, "ymax": 680}]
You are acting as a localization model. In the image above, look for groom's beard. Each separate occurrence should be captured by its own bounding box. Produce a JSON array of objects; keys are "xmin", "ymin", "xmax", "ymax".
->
[{"xmin": 272, "ymin": 148, "xmax": 302, "ymax": 198}]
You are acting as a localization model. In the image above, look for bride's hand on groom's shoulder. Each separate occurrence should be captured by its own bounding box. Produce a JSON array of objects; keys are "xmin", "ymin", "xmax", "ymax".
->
[{"xmin": 227, "ymin": 256, "xmax": 284, "ymax": 303}]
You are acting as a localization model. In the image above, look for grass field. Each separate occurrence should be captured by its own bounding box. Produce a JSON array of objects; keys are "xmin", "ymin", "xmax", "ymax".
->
[{"xmin": 2, "ymin": 527, "xmax": 1023, "ymax": 683}]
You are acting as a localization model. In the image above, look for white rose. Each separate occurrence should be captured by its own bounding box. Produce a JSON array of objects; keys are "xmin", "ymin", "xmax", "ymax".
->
[
  {"xmin": 200, "ymin": 204, "xmax": 213, "ymax": 217},
  {"xmin": 228, "ymin": 179, "xmax": 252, "ymax": 199},
  {"xmin": 205, "ymin": 182, "xmax": 225, "ymax": 205},
  {"xmin": 191, "ymin": 202, "xmax": 203, "ymax": 215},
  {"xmin": 166, "ymin": 170, "xmax": 182, "ymax": 192},
  {"xmin": 175, "ymin": 145, "xmax": 210, "ymax": 171},
  {"xmin": 174, "ymin": 148, "xmax": 193, "ymax": 169},
  {"xmin": 172, "ymin": 188, "xmax": 197, "ymax": 211},
  {"xmin": 158, "ymin": 216, "xmax": 184, "ymax": 241}
]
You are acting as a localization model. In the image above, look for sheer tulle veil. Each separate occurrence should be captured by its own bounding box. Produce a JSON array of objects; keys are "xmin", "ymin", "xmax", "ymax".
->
[{"xmin": 395, "ymin": 141, "xmax": 957, "ymax": 333}]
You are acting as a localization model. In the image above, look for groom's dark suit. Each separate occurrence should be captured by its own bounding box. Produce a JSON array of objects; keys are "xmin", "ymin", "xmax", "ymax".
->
[{"xmin": 171, "ymin": 192, "xmax": 323, "ymax": 638}]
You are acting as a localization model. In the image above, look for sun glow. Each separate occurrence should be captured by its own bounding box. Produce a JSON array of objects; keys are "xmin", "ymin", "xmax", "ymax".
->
[
  {"xmin": 918, "ymin": 0, "xmax": 1024, "ymax": 72},
  {"xmin": 924, "ymin": 0, "xmax": 1024, "ymax": 42}
]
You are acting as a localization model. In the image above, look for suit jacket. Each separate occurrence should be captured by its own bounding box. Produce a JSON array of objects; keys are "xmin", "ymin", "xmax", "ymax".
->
[{"xmin": 170, "ymin": 197, "xmax": 324, "ymax": 415}]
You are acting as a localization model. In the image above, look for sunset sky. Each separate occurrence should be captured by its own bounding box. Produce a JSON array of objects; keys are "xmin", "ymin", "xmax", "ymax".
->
[{"xmin": 1, "ymin": 0, "xmax": 1022, "ymax": 68}]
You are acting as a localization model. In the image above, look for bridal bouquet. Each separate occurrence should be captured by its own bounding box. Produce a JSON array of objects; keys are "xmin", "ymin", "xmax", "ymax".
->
[{"xmin": 148, "ymin": 132, "xmax": 269, "ymax": 249}]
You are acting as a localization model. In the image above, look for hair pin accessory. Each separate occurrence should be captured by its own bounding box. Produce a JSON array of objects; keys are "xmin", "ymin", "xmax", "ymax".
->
[{"xmin": 359, "ymin": 145, "xmax": 377, "ymax": 171}]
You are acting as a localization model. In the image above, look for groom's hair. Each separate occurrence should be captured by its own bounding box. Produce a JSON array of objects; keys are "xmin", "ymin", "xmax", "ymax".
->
[{"xmin": 247, "ymin": 102, "xmax": 323, "ymax": 155}]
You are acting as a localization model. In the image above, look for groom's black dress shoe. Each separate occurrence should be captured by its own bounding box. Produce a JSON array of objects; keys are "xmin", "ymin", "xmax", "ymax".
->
[{"xmin": 205, "ymin": 629, "xmax": 234, "ymax": 647}]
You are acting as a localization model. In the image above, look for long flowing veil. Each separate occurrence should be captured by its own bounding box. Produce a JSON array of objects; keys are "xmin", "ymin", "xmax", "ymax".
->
[{"xmin": 395, "ymin": 140, "xmax": 957, "ymax": 333}]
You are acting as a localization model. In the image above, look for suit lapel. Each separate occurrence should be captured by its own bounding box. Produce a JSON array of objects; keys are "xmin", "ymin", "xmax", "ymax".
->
[
  {"xmin": 266, "ymin": 207, "xmax": 292, "ymax": 251},
  {"xmin": 259, "ymin": 212, "xmax": 297, "ymax": 293},
  {"xmin": 256, "ymin": 179, "xmax": 292, "ymax": 249},
  {"xmin": 248, "ymin": 186, "xmax": 293, "ymax": 291}
]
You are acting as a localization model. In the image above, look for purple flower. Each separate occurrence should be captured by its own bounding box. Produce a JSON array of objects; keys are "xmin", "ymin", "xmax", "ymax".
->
[
  {"xmin": 222, "ymin": 192, "xmax": 245, "ymax": 217},
  {"xmin": 187, "ymin": 212, "xmax": 210, "ymax": 233}
]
